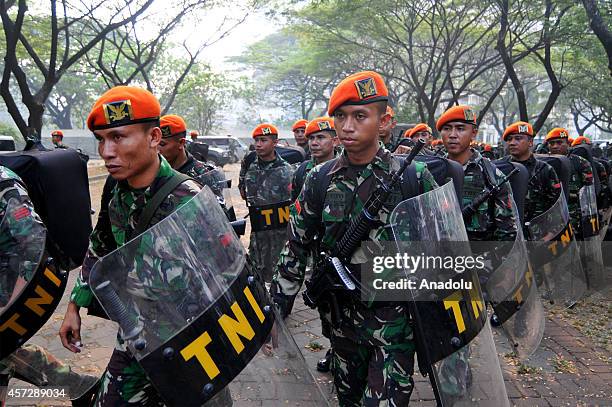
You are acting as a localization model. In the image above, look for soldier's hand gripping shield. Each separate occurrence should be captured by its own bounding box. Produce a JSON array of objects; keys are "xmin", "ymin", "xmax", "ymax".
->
[
  {"xmin": 578, "ymin": 184, "xmax": 606, "ymax": 290},
  {"xmin": 526, "ymin": 187, "xmax": 587, "ymax": 306},
  {"xmin": 0, "ymin": 199, "xmax": 67, "ymax": 360},
  {"xmin": 390, "ymin": 182, "xmax": 509, "ymax": 406},
  {"xmin": 484, "ymin": 195, "xmax": 545, "ymax": 359},
  {"xmin": 90, "ymin": 188, "xmax": 327, "ymax": 406}
]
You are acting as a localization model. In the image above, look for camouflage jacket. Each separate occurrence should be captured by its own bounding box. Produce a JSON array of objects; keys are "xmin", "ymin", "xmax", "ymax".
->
[
  {"xmin": 0, "ymin": 166, "xmax": 44, "ymax": 304},
  {"xmin": 459, "ymin": 149, "xmax": 518, "ymax": 242},
  {"xmin": 504, "ymin": 154, "xmax": 562, "ymax": 222},
  {"xmin": 238, "ymin": 152, "xmax": 292, "ymax": 202},
  {"xmin": 271, "ymin": 146, "xmax": 437, "ymax": 344},
  {"xmin": 71, "ymin": 156, "xmax": 201, "ymax": 307},
  {"xmin": 567, "ymin": 154, "xmax": 593, "ymax": 234}
]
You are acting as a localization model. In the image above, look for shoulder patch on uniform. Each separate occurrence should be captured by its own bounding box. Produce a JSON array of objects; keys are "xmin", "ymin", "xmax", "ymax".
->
[{"xmin": 12, "ymin": 205, "xmax": 30, "ymax": 221}]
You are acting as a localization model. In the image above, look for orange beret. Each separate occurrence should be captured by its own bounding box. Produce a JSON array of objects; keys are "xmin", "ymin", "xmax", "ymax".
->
[
  {"xmin": 502, "ymin": 121, "xmax": 533, "ymax": 141},
  {"xmin": 160, "ymin": 114, "xmax": 187, "ymax": 138},
  {"xmin": 407, "ymin": 123, "xmax": 432, "ymax": 138},
  {"xmin": 386, "ymin": 106, "xmax": 395, "ymax": 118},
  {"xmin": 252, "ymin": 123, "xmax": 278, "ymax": 138},
  {"xmin": 432, "ymin": 139, "xmax": 444, "ymax": 146},
  {"xmin": 190, "ymin": 130, "xmax": 199, "ymax": 137},
  {"xmin": 328, "ymin": 71, "xmax": 388, "ymax": 116},
  {"xmin": 436, "ymin": 105, "xmax": 477, "ymax": 131},
  {"xmin": 51, "ymin": 130, "xmax": 63, "ymax": 137},
  {"xmin": 545, "ymin": 127, "xmax": 569, "ymax": 142},
  {"xmin": 87, "ymin": 86, "xmax": 160, "ymax": 131},
  {"xmin": 292, "ymin": 119, "xmax": 308, "ymax": 131},
  {"xmin": 484, "ymin": 144, "xmax": 492, "ymax": 152},
  {"xmin": 305, "ymin": 117, "xmax": 335, "ymax": 137},
  {"xmin": 571, "ymin": 136, "xmax": 591, "ymax": 146}
]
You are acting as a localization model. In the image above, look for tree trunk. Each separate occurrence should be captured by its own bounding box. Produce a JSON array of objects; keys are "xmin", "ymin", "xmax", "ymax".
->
[{"xmin": 582, "ymin": 0, "xmax": 612, "ymax": 77}]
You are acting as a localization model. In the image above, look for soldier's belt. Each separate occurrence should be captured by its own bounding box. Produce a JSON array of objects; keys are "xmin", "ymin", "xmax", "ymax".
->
[{"xmin": 248, "ymin": 201, "xmax": 292, "ymax": 232}]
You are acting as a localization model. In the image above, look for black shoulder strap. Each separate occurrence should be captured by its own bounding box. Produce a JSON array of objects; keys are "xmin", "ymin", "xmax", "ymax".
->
[
  {"xmin": 397, "ymin": 158, "xmax": 419, "ymax": 199},
  {"xmin": 312, "ymin": 158, "xmax": 338, "ymax": 210},
  {"xmin": 292, "ymin": 160, "xmax": 310, "ymax": 201},
  {"xmin": 132, "ymin": 171, "xmax": 192, "ymax": 238}
]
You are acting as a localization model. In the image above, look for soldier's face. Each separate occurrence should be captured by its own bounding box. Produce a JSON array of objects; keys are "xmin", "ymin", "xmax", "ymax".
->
[
  {"xmin": 548, "ymin": 138, "xmax": 568, "ymax": 155},
  {"xmin": 412, "ymin": 131, "xmax": 432, "ymax": 146},
  {"xmin": 334, "ymin": 104, "xmax": 388, "ymax": 155},
  {"xmin": 440, "ymin": 122, "xmax": 477, "ymax": 155},
  {"xmin": 158, "ymin": 136, "xmax": 186, "ymax": 164},
  {"xmin": 308, "ymin": 131, "xmax": 336, "ymax": 160},
  {"xmin": 254, "ymin": 135, "xmax": 277, "ymax": 159},
  {"xmin": 293, "ymin": 128, "xmax": 306, "ymax": 145},
  {"xmin": 379, "ymin": 118, "xmax": 396, "ymax": 140},
  {"xmin": 52, "ymin": 135, "xmax": 62, "ymax": 145},
  {"xmin": 95, "ymin": 123, "xmax": 161, "ymax": 184},
  {"xmin": 506, "ymin": 133, "xmax": 533, "ymax": 158}
]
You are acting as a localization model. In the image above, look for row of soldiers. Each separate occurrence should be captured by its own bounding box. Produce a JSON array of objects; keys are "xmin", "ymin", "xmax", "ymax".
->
[
  {"xmin": 237, "ymin": 71, "xmax": 608, "ymax": 406},
  {"xmin": 1, "ymin": 69, "xmax": 606, "ymax": 406}
]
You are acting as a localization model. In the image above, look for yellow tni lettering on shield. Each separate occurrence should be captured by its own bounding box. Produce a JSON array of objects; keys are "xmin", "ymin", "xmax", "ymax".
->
[
  {"xmin": 218, "ymin": 302, "xmax": 255, "ymax": 354},
  {"xmin": 444, "ymin": 291, "xmax": 466, "ymax": 334},
  {"xmin": 180, "ymin": 331, "xmax": 220, "ymax": 380},
  {"xmin": 261, "ymin": 209, "xmax": 273, "ymax": 226}
]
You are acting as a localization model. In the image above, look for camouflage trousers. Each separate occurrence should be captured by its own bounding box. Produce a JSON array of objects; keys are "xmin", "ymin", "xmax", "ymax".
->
[
  {"xmin": 95, "ymin": 338, "xmax": 232, "ymax": 406},
  {"xmin": 0, "ymin": 344, "xmax": 98, "ymax": 400},
  {"xmin": 328, "ymin": 303, "xmax": 415, "ymax": 407},
  {"xmin": 249, "ymin": 229, "xmax": 288, "ymax": 282}
]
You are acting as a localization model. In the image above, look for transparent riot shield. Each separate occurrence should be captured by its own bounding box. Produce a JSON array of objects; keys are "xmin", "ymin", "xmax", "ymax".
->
[
  {"xmin": 200, "ymin": 165, "xmax": 236, "ymax": 221},
  {"xmin": 90, "ymin": 188, "xmax": 327, "ymax": 406},
  {"xmin": 0, "ymin": 198, "xmax": 69, "ymax": 361},
  {"xmin": 579, "ymin": 185, "xmax": 606, "ymax": 290},
  {"xmin": 390, "ymin": 182, "xmax": 509, "ymax": 406},
  {"xmin": 526, "ymin": 187, "xmax": 587, "ymax": 306},
  {"xmin": 485, "ymin": 195, "xmax": 545, "ymax": 360},
  {"xmin": 0, "ymin": 199, "xmax": 94, "ymax": 400}
]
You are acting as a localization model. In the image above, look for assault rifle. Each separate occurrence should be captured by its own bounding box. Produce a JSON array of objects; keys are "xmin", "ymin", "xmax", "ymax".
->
[
  {"xmin": 462, "ymin": 167, "xmax": 518, "ymax": 222},
  {"xmin": 302, "ymin": 140, "xmax": 426, "ymax": 325}
]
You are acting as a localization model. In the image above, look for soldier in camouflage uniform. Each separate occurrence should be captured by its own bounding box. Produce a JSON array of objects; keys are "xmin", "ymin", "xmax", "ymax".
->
[
  {"xmin": 572, "ymin": 136, "xmax": 612, "ymax": 219},
  {"xmin": 439, "ymin": 105, "xmax": 517, "ymax": 242},
  {"xmin": 378, "ymin": 105, "xmax": 397, "ymax": 151},
  {"xmin": 58, "ymin": 86, "xmax": 226, "ymax": 406},
  {"xmin": 547, "ymin": 128, "xmax": 594, "ymax": 238},
  {"xmin": 51, "ymin": 130, "xmax": 68, "ymax": 149},
  {"xmin": 0, "ymin": 165, "xmax": 97, "ymax": 402},
  {"xmin": 239, "ymin": 123, "xmax": 293, "ymax": 283},
  {"xmin": 271, "ymin": 71, "xmax": 438, "ymax": 406},
  {"xmin": 290, "ymin": 117, "xmax": 337, "ymax": 372},
  {"xmin": 501, "ymin": 121, "xmax": 561, "ymax": 226},
  {"xmin": 292, "ymin": 119, "xmax": 310, "ymax": 160},
  {"xmin": 157, "ymin": 114, "xmax": 230, "ymax": 217},
  {"xmin": 291, "ymin": 117, "xmax": 337, "ymax": 201}
]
